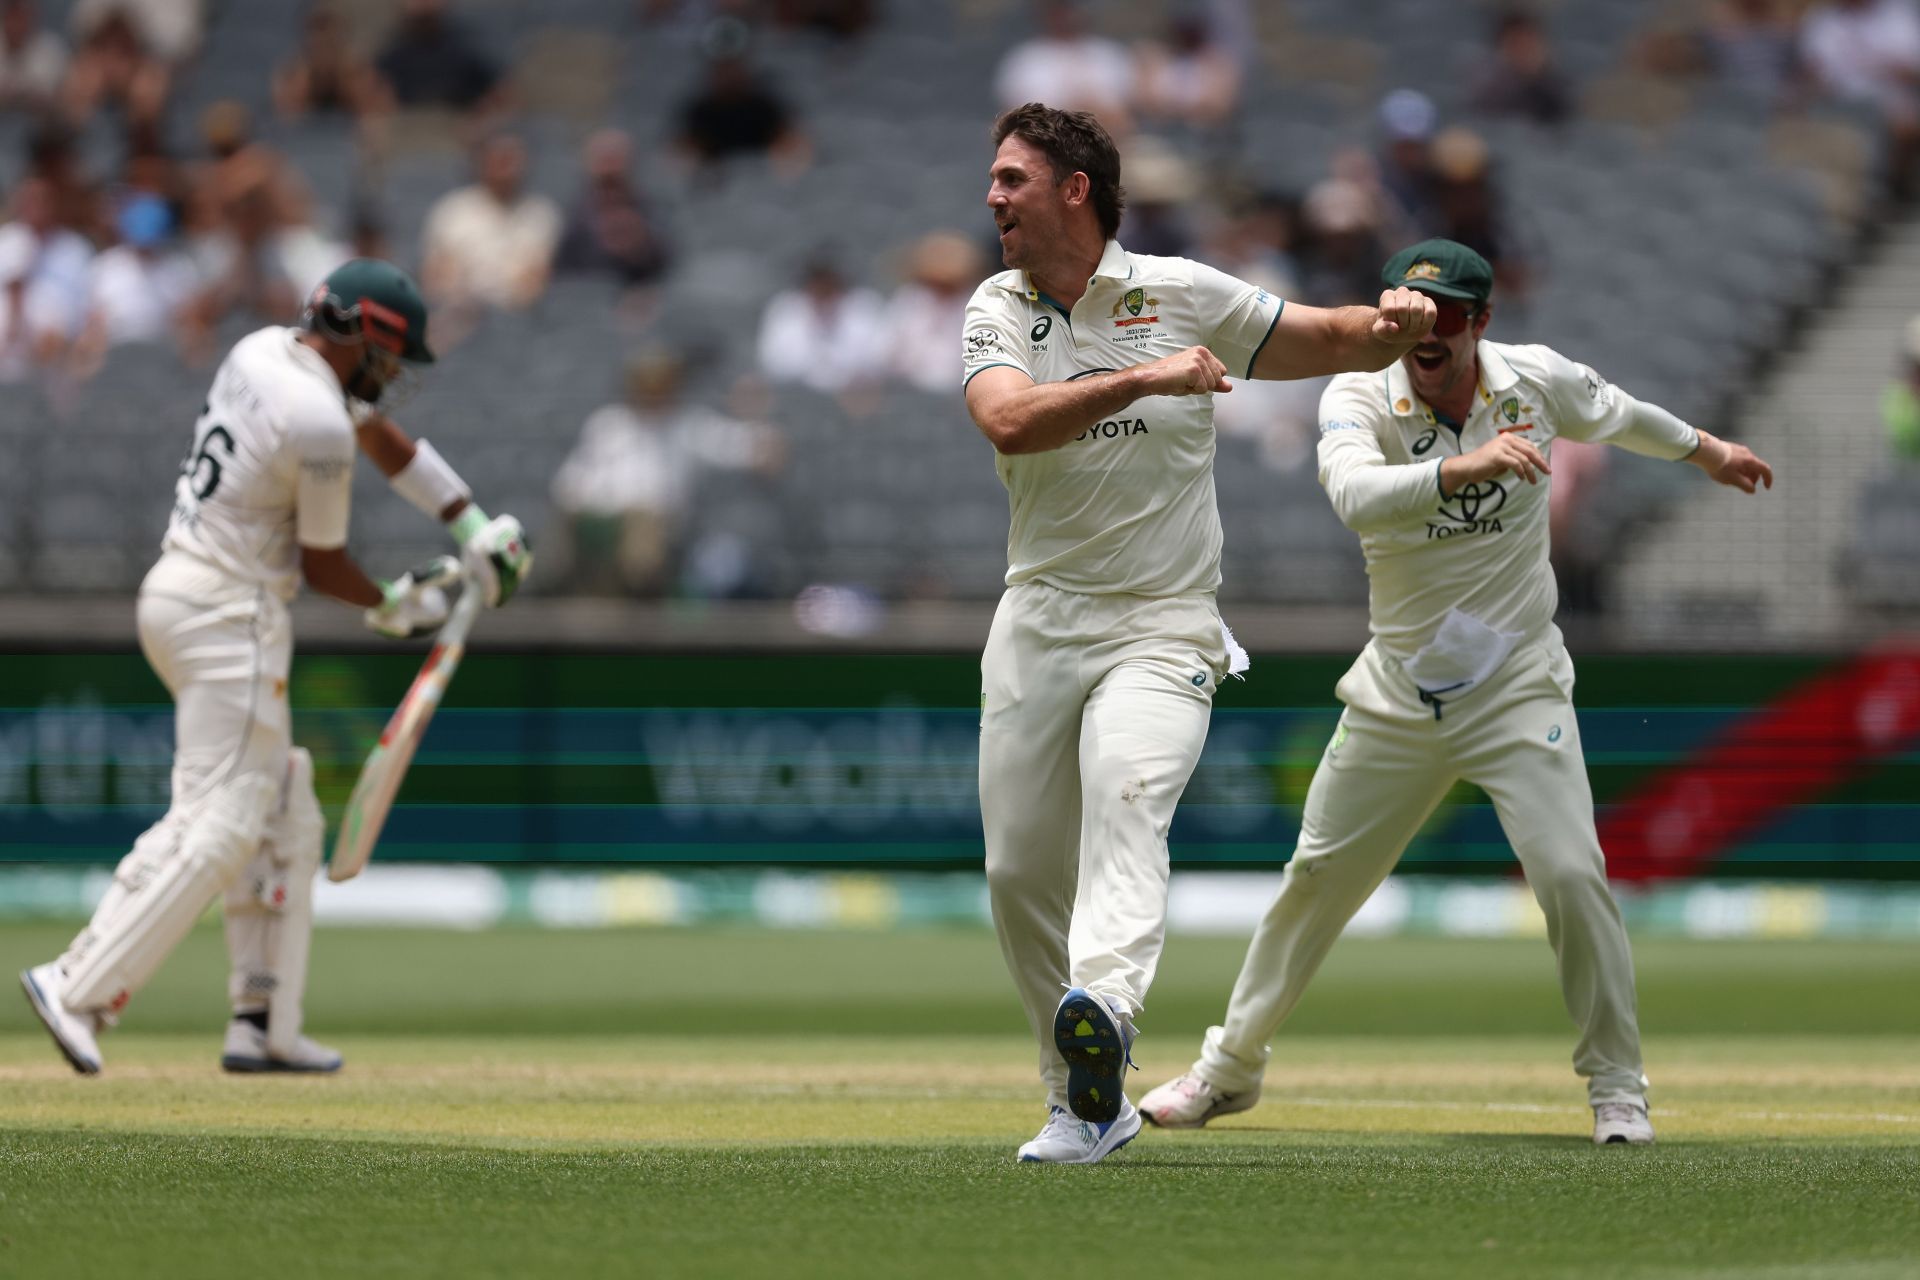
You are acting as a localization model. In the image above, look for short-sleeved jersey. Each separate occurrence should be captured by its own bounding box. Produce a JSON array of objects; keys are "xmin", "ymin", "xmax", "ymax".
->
[
  {"xmin": 962, "ymin": 240, "xmax": 1282, "ymax": 598},
  {"xmin": 1316, "ymin": 340, "xmax": 1698, "ymax": 658},
  {"xmin": 162, "ymin": 327, "xmax": 356, "ymax": 601}
]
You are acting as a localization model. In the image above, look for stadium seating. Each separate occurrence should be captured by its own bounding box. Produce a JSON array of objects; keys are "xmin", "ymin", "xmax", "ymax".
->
[
  {"xmin": 1846, "ymin": 473, "xmax": 1920, "ymax": 608},
  {"xmin": 9, "ymin": 0, "xmax": 1881, "ymax": 616}
]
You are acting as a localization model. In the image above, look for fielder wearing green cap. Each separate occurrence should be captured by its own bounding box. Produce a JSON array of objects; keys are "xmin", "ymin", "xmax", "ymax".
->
[
  {"xmin": 20, "ymin": 257, "xmax": 531, "ymax": 1081},
  {"xmin": 1381, "ymin": 237, "xmax": 1495, "ymax": 304},
  {"xmin": 1141, "ymin": 238, "xmax": 1775, "ymax": 1148}
]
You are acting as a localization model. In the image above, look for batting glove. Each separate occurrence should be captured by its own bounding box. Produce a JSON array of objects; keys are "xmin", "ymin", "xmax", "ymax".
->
[
  {"xmin": 365, "ymin": 556, "xmax": 461, "ymax": 638},
  {"xmin": 451, "ymin": 510, "xmax": 533, "ymax": 607}
]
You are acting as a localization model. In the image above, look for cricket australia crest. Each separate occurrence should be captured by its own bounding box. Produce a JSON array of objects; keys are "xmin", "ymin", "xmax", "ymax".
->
[{"xmin": 1111, "ymin": 287, "xmax": 1161, "ymax": 333}]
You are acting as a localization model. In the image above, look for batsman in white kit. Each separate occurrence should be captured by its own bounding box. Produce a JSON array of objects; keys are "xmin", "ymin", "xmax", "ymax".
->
[
  {"xmin": 964, "ymin": 105, "xmax": 1439, "ymax": 1165},
  {"xmin": 20, "ymin": 258, "xmax": 532, "ymax": 1075},
  {"xmin": 1139, "ymin": 239, "xmax": 1774, "ymax": 1145}
]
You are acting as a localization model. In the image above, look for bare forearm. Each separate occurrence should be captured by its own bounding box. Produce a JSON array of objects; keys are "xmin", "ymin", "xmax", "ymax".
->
[
  {"xmin": 355, "ymin": 412, "xmax": 415, "ymax": 477},
  {"xmin": 1685, "ymin": 428, "xmax": 1730, "ymax": 473},
  {"xmin": 300, "ymin": 548, "xmax": 383, "ymax": 608},
  {"xmin": 1329, "ymin": 305, "xmax": 1418, "ymax": 374},
  {"xmin": 1252, "ymin": 301, "xmax": 1425, "ymax": 380},
  {"xmin": 973, "ymin": 367, "xmax": 1152, "ymax": 455}
]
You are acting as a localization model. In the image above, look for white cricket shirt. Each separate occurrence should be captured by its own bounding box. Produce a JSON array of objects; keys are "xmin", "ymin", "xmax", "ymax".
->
[
  {"xmin": 1317, "ymin": 340, "xmax": 1699, "ymax": 658},
  {"xmin": 962, "ymin": 239, "xmax": 1282, "ymax": 597},
  {"xmin": 162, "ymin": 327, "xmax": 357, "ymax": 601}
]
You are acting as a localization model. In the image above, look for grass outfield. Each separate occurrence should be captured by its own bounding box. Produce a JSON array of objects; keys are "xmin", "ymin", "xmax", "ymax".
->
[{"xmin": 2, "ymin": 926, "xmax": 1917, "ymax": 1279}]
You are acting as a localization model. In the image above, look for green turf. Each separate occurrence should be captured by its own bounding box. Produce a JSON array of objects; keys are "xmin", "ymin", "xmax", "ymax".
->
[
  {"xmin": 4, "ymin": 1129, "xmax": 1916, "ymax": 1280},
  {"xmin": 2, "ymin": 927, "xmax": 1917, "ymax": 1279},
  {"xmin": 5, "ymin": 923, "xmax": 1920, "ymax": 1039}
]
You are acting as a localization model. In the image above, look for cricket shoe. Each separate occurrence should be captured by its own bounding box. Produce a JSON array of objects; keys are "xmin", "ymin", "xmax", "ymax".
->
[
  {"xmin": 19, "ymin": 963, "xmax": 103, "ymax": 1075},
  {"xmin": 1053, "ymin": 987, "xmax": 1133, "ymax": 1124},
  {"xmin": 1592, "ymin": 1100, "xmax": 1655, "ymax": 1145},
  {"xmin": 1017, "ymin": 1101, "xmax": 1142, "ymax": 1164},
  {"xmin": 220, "ymin": 1020, "xmax": 343, "ymax": 1074},
  {"xmin": 1139, "ymin": 1071, "xmax": 1260, "ymax": 1129}
]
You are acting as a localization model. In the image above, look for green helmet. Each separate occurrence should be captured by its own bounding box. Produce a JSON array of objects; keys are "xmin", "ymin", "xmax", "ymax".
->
[{"xmin": 303, "ymin": 258, "xmax": 435, "ymax": 365}]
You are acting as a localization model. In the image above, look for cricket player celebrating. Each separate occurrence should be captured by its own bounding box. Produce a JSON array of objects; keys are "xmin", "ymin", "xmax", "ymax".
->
[
  {"xmin": 964, "ymin": 105, "xmax": 1438, "ymax": 1164},
  {"xmin": 1139, "ymin": 239, "xmax": 1773, "ymax": 1145},
  {"xmin": 21, "ymin": 258, "xmax": 532, "ymax": 1075}
]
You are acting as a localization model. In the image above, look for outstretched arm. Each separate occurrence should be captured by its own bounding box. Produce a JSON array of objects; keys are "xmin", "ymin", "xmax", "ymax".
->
[
  {"xmin": 1251, "ymin": 287, "xmax": 1437, "ymax": 381},
  {"xmin": 1539, "ymin": 350, "xmax": 1773, "ymax": 491}
]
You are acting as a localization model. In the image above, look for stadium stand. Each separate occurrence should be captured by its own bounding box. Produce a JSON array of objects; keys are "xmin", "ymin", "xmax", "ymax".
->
[
  {"xmin": 1, "ymin": 0, "xmax": 1909, "ymax": 646},
  {"xmin": 1617, "ymin": 214, "xmax": 1920, "ymax": 642}
]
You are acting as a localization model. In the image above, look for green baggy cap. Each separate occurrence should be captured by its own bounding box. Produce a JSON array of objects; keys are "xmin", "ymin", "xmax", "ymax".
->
[{"xmin": 1381, "ymin": 238, "xmax": 1493, "ymax": 305}]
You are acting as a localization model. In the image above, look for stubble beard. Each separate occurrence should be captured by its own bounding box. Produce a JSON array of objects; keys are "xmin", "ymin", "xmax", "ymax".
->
[{"xmin": 1410, "ymin": 345, "xmax": 1472, "ymax": 404}]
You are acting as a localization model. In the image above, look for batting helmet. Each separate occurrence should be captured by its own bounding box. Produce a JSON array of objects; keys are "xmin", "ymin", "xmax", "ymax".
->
[{"xmin": 302, "ymin": 258, "xmax": 436, "ymax": 365}]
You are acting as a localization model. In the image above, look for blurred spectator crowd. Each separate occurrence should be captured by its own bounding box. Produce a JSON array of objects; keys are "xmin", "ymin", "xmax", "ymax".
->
[{"xmin": 1, "ymin": 0, "xmax": 1914, "ymax": 619}]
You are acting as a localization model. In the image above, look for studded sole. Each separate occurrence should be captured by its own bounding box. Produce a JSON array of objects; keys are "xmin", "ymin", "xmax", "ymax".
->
[{"xmin": 1054, "ymin": 988, "xmax": 1126, "ymax": 1124}]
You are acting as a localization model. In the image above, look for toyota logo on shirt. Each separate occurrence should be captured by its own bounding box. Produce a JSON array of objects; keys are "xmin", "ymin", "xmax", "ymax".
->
[{"xmin": 1436, "ymin": 479, "xmax": 1507, "ymax": 525}]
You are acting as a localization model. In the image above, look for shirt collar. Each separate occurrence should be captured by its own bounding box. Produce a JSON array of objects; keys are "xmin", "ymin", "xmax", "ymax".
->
[
  {"xmin": 284, "ymin": 326, "xmax": 347, "ymax": 398},
  {"xmin": 1013, "ymin": 239, "xmax": 1132, "ymax": 300},
  {"xmin": 1478, "ymin": 340, "xmax": 1519, "ymax": 394},
  {"xmin": 1384, "ymin": 339, "xmax": 1513, "ymax": 422}
]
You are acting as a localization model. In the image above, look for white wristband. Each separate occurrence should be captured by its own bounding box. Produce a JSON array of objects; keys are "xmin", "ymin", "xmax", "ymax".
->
[{"xmin": 389, "ymin": 439, "xmax": 471, "ymax": 519}]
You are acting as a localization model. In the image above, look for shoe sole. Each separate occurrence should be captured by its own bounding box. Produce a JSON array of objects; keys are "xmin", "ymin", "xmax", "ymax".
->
[
  {"xmin": 1054, "ymin": 988, "xmax": 1126, "ymax": 1124},
  {"xmin": 221, "ymin": 1054, "xmax": 342, "ymax": 1074},
  {"xmin": 19, "ymin": 969, "xmax": 101, "ymax": 1076}
]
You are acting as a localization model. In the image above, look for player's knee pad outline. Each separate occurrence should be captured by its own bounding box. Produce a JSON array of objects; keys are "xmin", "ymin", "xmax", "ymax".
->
[{"xmin": 224, "ymin": 748, "xmax": 323, "ymax": 915}]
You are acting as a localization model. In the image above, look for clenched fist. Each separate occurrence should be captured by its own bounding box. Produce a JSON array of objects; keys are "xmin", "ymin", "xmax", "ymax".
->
[
  {"xmin": 1372, "ymin": 287, "xmax": 1438, "ymax": 345},
  {"xmin": 1133, "ymin": 345, "xmax": 1232, "ymax": 398}
]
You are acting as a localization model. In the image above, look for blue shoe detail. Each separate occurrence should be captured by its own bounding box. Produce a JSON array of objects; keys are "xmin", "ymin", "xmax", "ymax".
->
[
  {"xmin": 1054, "ymin": 987, "xmax": 1129, "ymax": 1124},
  {"xmin": 1017, "ymin": 1104, "xmax": 1141, "ymax": 1163}
]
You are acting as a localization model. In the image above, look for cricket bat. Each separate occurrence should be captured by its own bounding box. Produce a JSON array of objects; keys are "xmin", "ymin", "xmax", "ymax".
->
[{"xmin": 327, "ymin": 579, "xmax": 484, "ymax": 883}]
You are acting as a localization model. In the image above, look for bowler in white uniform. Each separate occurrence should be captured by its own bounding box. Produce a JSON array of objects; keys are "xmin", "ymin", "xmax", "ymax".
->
[
  {"xmin": 21, "ymin": 259, "xmax": 532, "ymax": 1075},
  {"xmin": 1138, "ymin": 238, "xmax": 1773, "ymax": 1146},
  {"xmin": 964, "ymin": 104, "xmax": 1439, "ymax": 1164}
]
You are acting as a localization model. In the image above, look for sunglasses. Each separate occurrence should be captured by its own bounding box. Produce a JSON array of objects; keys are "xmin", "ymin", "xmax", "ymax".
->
[{"xmin": 1430, "ymin": 298, "xmax": 1483, "ymax": 338}]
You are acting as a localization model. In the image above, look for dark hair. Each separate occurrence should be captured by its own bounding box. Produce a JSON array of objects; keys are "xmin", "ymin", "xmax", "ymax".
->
[{"xmin": 991, "ymin": 102, "xmax": 1126, "ymax": 241}]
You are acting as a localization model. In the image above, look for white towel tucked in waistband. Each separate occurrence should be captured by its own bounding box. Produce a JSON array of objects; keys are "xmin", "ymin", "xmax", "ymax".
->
[
  {"xmin": 1220, "ymin": 619, "xmax": 1250, "ymax": 679},
  {"xmin": 1402, "ymin": 607, "xmax": 1523, "ymax": 700}
]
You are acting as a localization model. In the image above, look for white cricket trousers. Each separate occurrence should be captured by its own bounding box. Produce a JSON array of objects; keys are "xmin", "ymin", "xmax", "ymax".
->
[
  {"xmin": 980, "ymin": 583, "xmax": 1226, "ymax": 1109},
  {"xmin": 58, "ymin": 552, "xmax": 292, "ymax": 1013},
  {"xmin": 1196, "ymin": 629, "xmax": 1649, "ymax": 1106}
]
